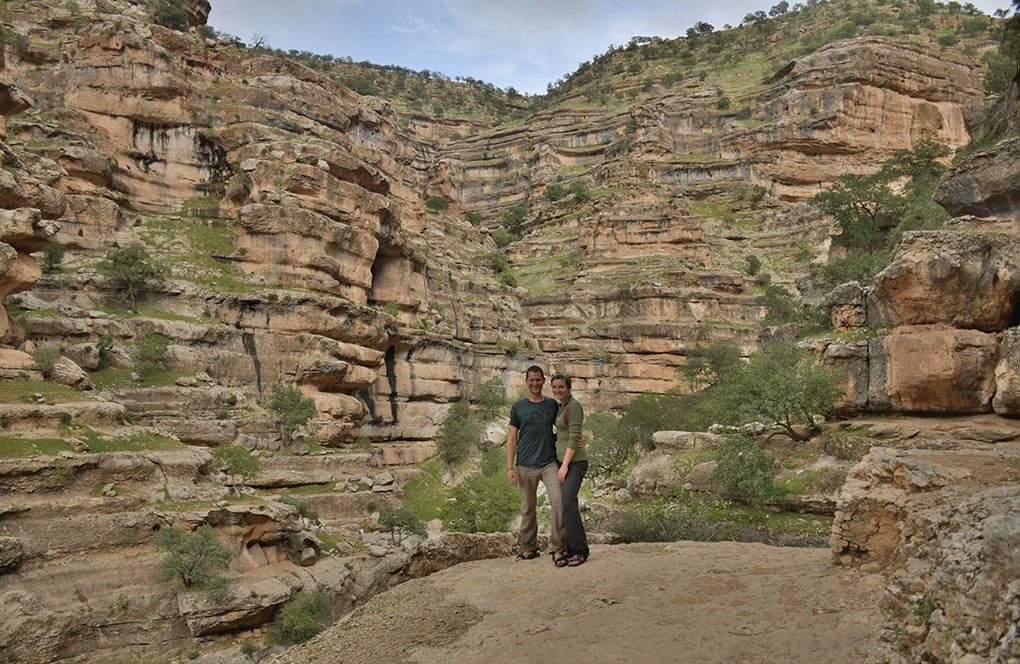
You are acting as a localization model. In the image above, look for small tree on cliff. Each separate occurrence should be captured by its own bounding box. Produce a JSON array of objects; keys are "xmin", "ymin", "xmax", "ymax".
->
[
  {"xmin": 212, "ymin": 444, "xmax": 262, "ymax": 496},
  {"xmin": 154, "ymin": 524, "xmax": 231, "ymax": 596},
  {"xmin": 98, "ymin": 245, "xmax": 165, "ymax": 312},
  {"xmin": 265, "ymin": 383, "xmax": 317, "ymax": 443}
]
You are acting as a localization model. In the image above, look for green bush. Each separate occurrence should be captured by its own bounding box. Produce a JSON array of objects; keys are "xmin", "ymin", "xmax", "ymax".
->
[
  {"xmin": 584, "ymin": 411, "xmax": 635, "ymax": 482},
  {"xmin": 441, "ymin": 471, "xmax": 518, "ymax": 533},
  {"xmin": 267, "ymin": 592, "xmax": 331, "ymax": 646},
  {"xmin": 212, "ymin": 444, "xmax": 261, "ymax": 494},
  {"xmin": 744, "ymin": 255, "xmax": 762, "ymax": 276},
  {"xmin": 501, "ymin": 206, "xmax": 527, "ymax": 235},
  {"xmin": 155, "ymin": 525, "xmax": 231, "ymax": 592},
  {"xmin": 465, "ymin": 211, "xmax": 483, "ymax": 226},
  {"xmin": 32, "ymin": 346, "xmax": 61, "ymax": 376},
  {"xmin": 265, "ymin": 383, "xmax": 317, "ymax": 442},
  {"xmin": 470, "ymin": 377, "xmax": 507, "ymax": 420},
  {"xmin": 436, "ymin": 400, "xmax": 481, "ymax": 465},
  {"xmin": 98, "ymin": 245, "xmax": 165, "ymax": 311},
  {"xmin": 545, "ymin": 183, "xmax": 567, "ymax": 201},
  {"xmin": 710, "ymin": 435, "xmax": 780, "ymax": 506},
  {"xmin": 148, "ymin": 0, "xmax": 189, "ymax": 30},
  {"xmin": 610, "ymin": 500, "xmax": 751, "ymax": 543},
  {"xmin": 425, "ymin": 195, "xmax": 450, "ymax": 212},
  {"xmin": 134, "ymin": 332, "xmax": 169, "ymax": 376},
  {"xmin": 96, "ymin": 335, "xmax": 114, "ymax": 369},
  {"xmin": 499, "ymin": 270, "xmax": 518, "ymax": 288},
  {"xmin": 41, "ymin": 243, "xmax": 64, "ymax": 273},
  {"xmin": 378, "ymin": 507, "xmax": 426, "ymax": 542},
  {"xmin": 492, "ymin": 227, "xmax": 514, "ymax": 247}
]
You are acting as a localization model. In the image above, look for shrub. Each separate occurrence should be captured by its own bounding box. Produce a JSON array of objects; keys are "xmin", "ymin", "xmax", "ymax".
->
[
  {"xmin": 98, "ymin": 245, "xmax": 165, "ymax": 311},
  {"xmin": 32, "ymin": 346, "xmax": 61, "ymax": 376},
  {"xmin": 710, "ymin": 434, "xmax": 780, "ymax": 506},
  {"xmin": 265, "ymin": 383, "xmax": 317, "ymax": 442},
  {"xmin": 212, "ymin": 444, "xmax": 261, "ymax": 493},
  {"xmin": 492, "ymin": 227, "xmax": 514, "ymax": 247},
  {"xmin": 568, "ymin": 180, "xmax": 592, "ymax": 202},
  {"xmin": 96, "ymin": 335, "xmax": 114, "ymax": 369},
  {"xmin": 155, "ymin": 525, "xmax": 231, "ymax": 592},
  {"xmin": 465, "ymin": 211, "xmax": 483, "ymax": 226},
  {"xmin": 500, "ymin": 206, "xmax": 527, "ymax": 235},
  {"xmin": 425, "ymin": 195, "xmax": 450, "ymax": 212},
  {"xmin": 610, "ymin": 499, "xmax": 751, "ymax": 543},
  {"xmin": 716, "ymin": 95, "xmax": 731, "ymax": 110},
  {"xmin": 436, "ymin": 400, "xmax": 481, "ymax": 465},
  {"xmin": 378, "ymin": 507, "xmax": 426, "ymax": 542},
  {"xmin": 499, "ymin": 271, "xmax": 518, "ymax": 288},
  {"xmin": 744, "ymin": 255, "xmax": 762, "ymax": 276},
  {"xmin": 41, "ymin": 243, "xmax": 64, "ymax": 273},
  {"xmin": 134, "ymin": 332, "xmax": 169, "ymax": 375},
  {"xmin": 470, "ymin": 377, "xmax": 507, "ymax": 420},
  {"xmin": 441, "ymin": 472, "xmax": 518, "ymax": 533},
  {"xmin": 266, "ymin": 592, "xmax": 331, "ymax": 646},
  {"xmin": 545, "ymin": 183, "xmax": 567, "ymax": 201},
  {"xmin": 148, "ymin": 0, "xmax": 189, "ymax": 30},
  {"xmin": 584, "ymin": 411, "xmax": 635, "ymax": 482}
]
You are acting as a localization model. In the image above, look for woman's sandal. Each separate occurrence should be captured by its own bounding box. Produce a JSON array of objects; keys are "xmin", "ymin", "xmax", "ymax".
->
[
  {"xmin": 552, "ymin": 552, "xmax": 569, "ymax": 568},
  {"xmin": 515, "ymin": 550, "xmax": 540, "ymax": 561},
  {"xmin": 567, "ymin": 554, "xmax": 587, "ymax": 567}
]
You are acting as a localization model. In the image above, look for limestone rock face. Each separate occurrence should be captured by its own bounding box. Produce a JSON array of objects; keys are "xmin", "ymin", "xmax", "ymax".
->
[
  {"xmin": 934, "ymin": 136, "xmax": 1020, "ymax": 223},
  {"xmin": 833, "ymin": 446, "xmax": 1020, "ymax": 663},
  {"xmin": 868, "ymin": 326, "xmax": 998, "ymax": 414},
  {"xmin": 869, "ymin": 231, "xmax": 1020, "ymax": 332},
  {"xmin": 993, "ymin": 327, "xmax": 1020, "ymax": 416},
  {"xmin": 177, "ymin": 576, "xmax": 295, "ymax": 637},
  {"xmin": 0, "ymin": 536, "xmax": 24, "ymax": 573},
  {"xmin": 651, "ymin": 431, "xmax": 725, "ymax": 451}
]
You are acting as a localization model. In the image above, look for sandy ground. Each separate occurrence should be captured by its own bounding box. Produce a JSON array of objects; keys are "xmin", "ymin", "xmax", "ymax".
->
[{"xmin": 270, "ymin": 541, "xmax": 884, "ymax": 664}]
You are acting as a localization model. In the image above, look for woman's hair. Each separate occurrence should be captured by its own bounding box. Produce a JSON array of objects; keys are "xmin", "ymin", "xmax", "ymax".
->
[{"xmin": 550, "ymin": 373, "xmax": 572, "ymax": 389}]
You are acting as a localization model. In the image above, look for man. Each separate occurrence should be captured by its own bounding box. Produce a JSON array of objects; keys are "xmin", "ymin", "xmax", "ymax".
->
[{"xmin": 506, "ymin": 365, "xmax": 566, "ymax": 564}]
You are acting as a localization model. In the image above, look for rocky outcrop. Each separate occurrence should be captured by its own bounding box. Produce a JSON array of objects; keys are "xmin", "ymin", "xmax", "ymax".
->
[
  {"xmin": 934, "ymin": 136, "xmax": 1020, "ymax": 223},
  {"xmin": 868, "ymin": 231, "xmax": 1020, "ymax": 331},
  {"xmin": 832, "ymin": 446, "xmax": 1020, "ymax": 663}
]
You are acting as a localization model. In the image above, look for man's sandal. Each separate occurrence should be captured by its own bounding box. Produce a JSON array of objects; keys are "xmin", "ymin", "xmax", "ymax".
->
[
  {"xmin": 552, "ymin": 552, "xmax": 569, "ymax": 568},
  {"xmin": 515, "ymin": 550, "xmax": 540, "ymax": 561}
]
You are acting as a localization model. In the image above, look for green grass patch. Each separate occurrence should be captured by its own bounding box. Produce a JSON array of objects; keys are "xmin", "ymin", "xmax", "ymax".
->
[
  {"xmin": 89, "ymin": 367, "xmax": 189, "ymax": 390},
  {"xmin": 0, "ymin": 436, "xmax": 70, "ymax": 458},
  {"xmin": 401, "ymin": 456, "xmax": 448, "ymax": 522},
  {"xmin": 0, "ymin": 380, "xmax": 101, "ymax": 404},
  {"xmin": 84, "ymin": 432, "xmax": 185, "ymax": 453},
  {"xmin": 775, "ymin": 471, "xmax": 824, "ymax": 495},
  {"xmin": 97, "ymin": 304, "xmax": 218, "ymax": 325}
]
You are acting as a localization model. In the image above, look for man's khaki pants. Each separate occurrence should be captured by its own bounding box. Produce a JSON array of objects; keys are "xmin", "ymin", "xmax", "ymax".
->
[{"xmin": 517, "ymin": 462, "xmax": 565, "ymax": 554}]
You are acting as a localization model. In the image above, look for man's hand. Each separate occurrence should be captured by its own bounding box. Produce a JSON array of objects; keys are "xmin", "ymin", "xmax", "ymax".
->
[
  {"xmin": 557, "ymin": 465, "xmax": 568, "ymax": 483},
  {"xmin": 507, "ymin": 467, "xmax": 517, "ymax": 486}
]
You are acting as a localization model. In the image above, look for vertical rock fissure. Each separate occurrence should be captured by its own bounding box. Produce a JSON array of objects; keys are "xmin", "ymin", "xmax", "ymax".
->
[
  {"xmin": 241, "ymin": 332, "xmax": 262, "ymax": 398},
  {"xmin": 384, "ymin": 345, "xmax": 398, "ymax": 423}
]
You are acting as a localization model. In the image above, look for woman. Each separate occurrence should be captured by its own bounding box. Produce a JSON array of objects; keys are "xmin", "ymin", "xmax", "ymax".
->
[{"xmin": 551, "ymin": 374, "xmax": 589, "ymax": 567}]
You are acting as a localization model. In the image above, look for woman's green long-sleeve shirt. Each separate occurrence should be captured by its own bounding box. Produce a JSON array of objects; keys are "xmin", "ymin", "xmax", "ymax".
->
[{"xmin": 554, "ymin": 396, "xmax": 585, "ymax": 463}]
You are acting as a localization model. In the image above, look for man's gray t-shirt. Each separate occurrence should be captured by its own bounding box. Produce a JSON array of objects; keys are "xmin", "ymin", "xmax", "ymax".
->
[{"xmin": 509, "ymin": 397, "xmax": 558, "ymax": 468}]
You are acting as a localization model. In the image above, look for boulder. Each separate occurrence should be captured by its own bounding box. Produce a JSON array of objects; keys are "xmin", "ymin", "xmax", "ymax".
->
[
  {"xmin": 682, "ymin": 460, "xmax": 718, "ymax": 492},
  {"xmin": 868, "ymin": 327, "xmax": 997, "ymax": 414},
  {"xmin": 824, "ymin": 281, "xmax": 868, "ymax": 331},
  {"xmin": 869, "ymin": 231, "xmax": 1020, "ymax": 332},
  {"xmin": 50, "ymin": 356, "xmax": 94, "ymax": 391},
  {"xmin": 177, "ymin": 576, "xmax": 295, "ymax": 637},
  {"xmin": 627, "ymin": 453, "xmax": 679, "ymax": 497}
]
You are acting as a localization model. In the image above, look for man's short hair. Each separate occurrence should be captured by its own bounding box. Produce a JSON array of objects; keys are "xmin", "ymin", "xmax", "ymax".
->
[
  {"xmin": 551, "ymin": 373, "xmax": 571, "ymax": 389},
  {"xmin": 525, "ymin": 365, "xmax": 545, "ymax": 378}
]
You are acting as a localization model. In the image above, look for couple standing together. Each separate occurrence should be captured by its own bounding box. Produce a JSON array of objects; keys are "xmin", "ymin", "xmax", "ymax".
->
[{"xmin": 506, "ymin": 365, "xmax": 589, "ymax": 567}]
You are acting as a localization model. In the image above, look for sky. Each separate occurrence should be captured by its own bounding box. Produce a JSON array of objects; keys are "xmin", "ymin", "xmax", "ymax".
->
[{"xmin": 207, "ymin": 0, "xmax": 1013, "ymax": 95}]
